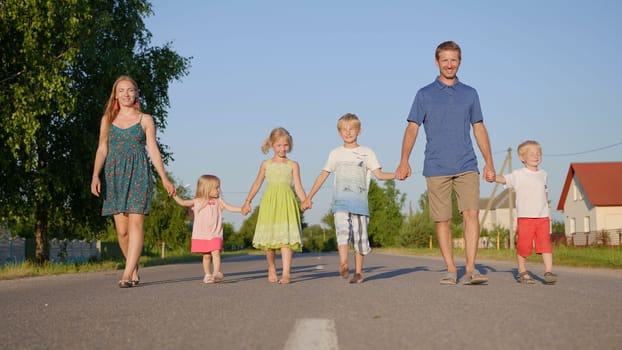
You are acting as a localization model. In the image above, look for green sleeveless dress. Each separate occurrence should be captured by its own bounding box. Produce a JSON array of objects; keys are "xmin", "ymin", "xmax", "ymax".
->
[
  {"xmin": 101, "ymin": 118, "xmax": 152, "ymax": 216},
  {"xmin": 252, "ymin": 160, "xmax": 302, "ymax": 251}
]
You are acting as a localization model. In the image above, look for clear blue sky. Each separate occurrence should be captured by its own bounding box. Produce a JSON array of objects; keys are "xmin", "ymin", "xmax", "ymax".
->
[{"xmin": 145, "ymin": 0, "xmax": 621, "ymax": 229}]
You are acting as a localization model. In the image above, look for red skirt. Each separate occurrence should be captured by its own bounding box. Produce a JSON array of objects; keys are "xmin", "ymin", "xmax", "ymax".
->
[{"xmin": 191, "ymin": 238, "xmax": 223, "ymax": 253}]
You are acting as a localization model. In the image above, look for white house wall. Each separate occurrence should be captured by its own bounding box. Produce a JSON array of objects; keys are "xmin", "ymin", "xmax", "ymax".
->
[
  {"xmin": 479, "ymin": 208, "xmax": 515, "ymax": 231},
  {"xmin": 563, "ymin": 178, "xmax": 591, "ymax": 234},
  {"xmin": 596, "ymin": 207, "xmax": 622, "ymax": 231}
]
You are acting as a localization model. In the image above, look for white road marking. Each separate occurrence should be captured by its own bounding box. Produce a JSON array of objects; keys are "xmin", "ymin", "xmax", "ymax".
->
[{"xmin": 283, "ymin": 318, "xmax": 339, "ymax": 350}]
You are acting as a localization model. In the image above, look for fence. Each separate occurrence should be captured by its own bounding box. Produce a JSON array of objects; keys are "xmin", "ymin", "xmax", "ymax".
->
[
  {"xmin": 0, "ymin": 235, "xmax": 101, "ymax": 265},
  {"xmin": 0, "ymin": 235, "xmax": 26, "ymax": 264},
  {"xmin": 569, "ymin": 229, "xmax": 622, "ymax": 247}
]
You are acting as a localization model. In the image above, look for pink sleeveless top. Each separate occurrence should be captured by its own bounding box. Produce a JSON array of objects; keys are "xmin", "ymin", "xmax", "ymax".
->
[{"xmin": 191, "ymin": 198, "xmax": 223, "ymax": 240}]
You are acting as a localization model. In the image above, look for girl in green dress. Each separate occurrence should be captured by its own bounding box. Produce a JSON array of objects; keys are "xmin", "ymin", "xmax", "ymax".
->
[{"xmin": 242, "ymin": 127, "xmax": 307, "ymax": 284}]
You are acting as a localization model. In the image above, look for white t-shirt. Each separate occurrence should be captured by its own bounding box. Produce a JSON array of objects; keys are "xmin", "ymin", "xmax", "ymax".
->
[
  {"xmin": 503, "ymin": 167, "xmax": 549, "ymax": 218},
  {"xmin": 323, "ymin": 146, "xmax": 381, "ymax": 216}
]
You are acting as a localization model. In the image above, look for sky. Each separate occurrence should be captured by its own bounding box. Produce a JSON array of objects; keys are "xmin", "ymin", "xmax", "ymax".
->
[{"xmin": 144, "ymin": 0, "xmax": 621, "ymax": 229}]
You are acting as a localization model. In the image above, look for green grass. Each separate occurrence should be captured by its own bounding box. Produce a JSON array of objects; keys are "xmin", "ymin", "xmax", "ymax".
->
[
  {"xmin": 1, "ymin": 246, "xmax": 620, "ymax": 281},
  {"xmin": 376, "ymin": 246, "xmax": 622, "ymax": 268}
]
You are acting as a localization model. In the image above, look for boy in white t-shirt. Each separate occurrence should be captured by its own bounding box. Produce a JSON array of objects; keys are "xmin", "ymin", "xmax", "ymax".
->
[
  {"xmin": 495, "ymin": 140, "xmax": 557, "ymax": 285},
  {"xmin": 301, "ymin": 113, "xmax": 395, "ymax": 283}
]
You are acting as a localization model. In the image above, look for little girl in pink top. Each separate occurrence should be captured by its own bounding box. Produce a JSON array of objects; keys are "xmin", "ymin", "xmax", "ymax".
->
[{"xmin": 174, "ymin": 175, "xmax": 244, "ymax": 283}]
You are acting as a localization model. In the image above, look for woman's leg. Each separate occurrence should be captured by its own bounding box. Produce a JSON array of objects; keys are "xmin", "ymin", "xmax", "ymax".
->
[{"xmin": 120, "ymin": 213, "xmax": 145, "ymax": 282}]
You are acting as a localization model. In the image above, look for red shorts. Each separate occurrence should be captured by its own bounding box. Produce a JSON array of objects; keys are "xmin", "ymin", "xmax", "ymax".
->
[{"xmin": 516, "ymin": 217, "xmax": 552, "ymax": 257}]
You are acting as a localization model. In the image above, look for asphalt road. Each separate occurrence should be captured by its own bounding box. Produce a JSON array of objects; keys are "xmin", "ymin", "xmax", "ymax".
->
[{"xmin": 1, "ymin": 252, "xmax": 621, "ymax": 350}]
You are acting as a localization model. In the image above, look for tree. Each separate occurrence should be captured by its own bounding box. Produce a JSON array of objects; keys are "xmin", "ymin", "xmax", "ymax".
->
[
  {"xmin": 397, "ymin": 190, "xmax": 464, "ymax": 247},
  {"xmin": 367, "ymin": 179, "xmax": 405, "ymax": 247},
  {"xmin": 301, "ymin": 224, "xmax": 337, "ymax": 253},
  {"xmin": 143, "ymin": 179, "xmax": 192, "ymax": 253},
  {"xmin": 0, "ymin": 0, "xmax": 190, "ymax": 262},
  {"xmin": 237, "ymin": 206, "xmax": 259, "ymax": 249}
]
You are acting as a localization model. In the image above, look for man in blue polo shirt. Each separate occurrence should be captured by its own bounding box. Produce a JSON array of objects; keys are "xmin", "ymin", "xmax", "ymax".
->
[{"xmin": 396, "ymin": 41, "xmax": 496, "ymax": 285}]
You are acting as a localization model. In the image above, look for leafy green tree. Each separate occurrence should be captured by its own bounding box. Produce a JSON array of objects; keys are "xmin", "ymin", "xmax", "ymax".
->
[
  {"xmin": 0, "ymin": 0, "xmax": 190, "ymax": 262},
  {"xmin": 237, "ymin": 206, "xmax": 259, "ymax": 249},
  {"xmin": 368, "ymin": 179, "xmax": 405, "ymax": 247},
  {"xmin": 398, "ymin": 190, "xmax": 465, "ymax": 247},
  {"xmin": 302, "ymin": 224, "xmax": 336, "ymax": 253},
  {"xmin": 143, "ymin": 179, "xmax": 192, "ymax": 253},
  {"xmin": 551, "ymin": 219, "xmax": 565, "ymax": 234},
  {"xmin": 399, "ymin": 211, "xmax": 435, "ymax": 248}
]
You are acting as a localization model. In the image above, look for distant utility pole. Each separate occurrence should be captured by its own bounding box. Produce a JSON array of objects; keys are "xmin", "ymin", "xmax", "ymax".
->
[{"xmin": 480, "ymin": 148, "xmax": 516, "ymax": 249}]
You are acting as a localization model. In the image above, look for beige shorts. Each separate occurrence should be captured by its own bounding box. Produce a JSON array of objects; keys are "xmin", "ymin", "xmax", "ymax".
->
[{"xmin": 426, "ymin": 171, "xmax": 480, "ymax": 222}]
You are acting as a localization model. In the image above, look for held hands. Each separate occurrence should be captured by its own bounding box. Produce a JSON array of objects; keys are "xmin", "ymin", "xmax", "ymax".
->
[
  {"xmin": 163, "ymin": 179, "xmax": 176, "ymax": 196},
  {"xmin": 483, "ymin": 164, "xmax": 496, "ymax": 183},
  {"xmin": 395, "ymin": 162, "xmax": 411, "ymax": 181},
  {"xmin": 241, "ymin": 202, "xmax": 252, "ymax": 216},
  {"xmin": 300, "ymin": 198, "xmax": 313, "ymax": 211}
]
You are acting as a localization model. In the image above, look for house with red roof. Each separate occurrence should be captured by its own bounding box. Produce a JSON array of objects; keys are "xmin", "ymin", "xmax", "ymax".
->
[{"xmin": 556, "ymin": 162, "xmax": 622, "ymax": 246}]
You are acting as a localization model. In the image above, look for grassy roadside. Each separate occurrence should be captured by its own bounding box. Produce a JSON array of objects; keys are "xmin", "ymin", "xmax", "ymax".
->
[
  {"xmin": 1, "ymin": 246, "xmax": 620, "ymax": 281},
  {"xmin": 376, "ymin": 246, "xmax": 622, "ymax": 268}
]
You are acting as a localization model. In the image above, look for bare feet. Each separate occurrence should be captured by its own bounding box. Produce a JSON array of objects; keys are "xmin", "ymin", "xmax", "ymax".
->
[
  {"xmin": 340, "ymin": 263, "xmax": 349, "ymax": 279},
  {"xmin": 349, "ymin": 273, "xmax": 363, "ymax": 284},
  {"xmin": 278, "ymin": 276, "xmax": 290, "ymax": 284}
]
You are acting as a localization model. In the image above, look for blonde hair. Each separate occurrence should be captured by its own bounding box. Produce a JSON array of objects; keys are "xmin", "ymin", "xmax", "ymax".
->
[
  {"xmin": 195, "ymin": 174, "xmax": 220, "ymax": 200},
  {"xmin": 261, "ymin": 127, "xmax": 293, "ymax": 154},
  {"xmin": 100, "ymin": 76, "xmax": 140, "ymax": 140},
  {"xmin": 194, "ymin": 174, "xmax": 221, "ymax": 213},
  {"xmin": 517, "ymin": 140, "xmax": 541, "ymax": 156},
  {"xmin": 337, "ymin": 113, "xmax": 361, "ymax": 131}
]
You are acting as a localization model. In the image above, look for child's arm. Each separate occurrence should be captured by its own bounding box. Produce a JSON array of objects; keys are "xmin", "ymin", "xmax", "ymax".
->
[
  {"xmin": 301, "ymin": 170, "xmax": 330, "ymax": 210},
  {"xmin": 219, "ymin": 198, "xmax": 243, "ymax": 214},
  {"xmin": 372, "ymin": 168, "xmax": 396, "ymax": 181},
  {"xmin": 173, "ymin": 195, "xmax": 194, "ymax": 207},
  {"xmin": 494, "ymin": 175, "xmax": 506, "ymax": 184},
  {"xmin": 242, "ymin": 161, "xmax": 267, "ymax": 215},
  {"xmin": 291, "ymin": 161, "xmax": 307, "ymax": 202}
]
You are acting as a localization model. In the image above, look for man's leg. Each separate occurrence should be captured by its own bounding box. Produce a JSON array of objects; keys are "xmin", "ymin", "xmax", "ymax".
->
[
  {"xmin": 462, "ymin": 209, "xmax": 480, "ymax": 276},
  {"xmin": 436, "ymin": 220, "xmax": 456, "ymax": 274}
]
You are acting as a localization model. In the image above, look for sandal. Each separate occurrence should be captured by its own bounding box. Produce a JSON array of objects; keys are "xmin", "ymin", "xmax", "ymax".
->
[
  {"xmin": 518, "ymin": 271, "xmax": 536, "ymax": 285},
  {"xmin": 131, "ymin": 266, "xmax": 140, "ymax": 286},
  {"xmin": 463, "ymin": 269, "xmax": 488, "ymax": 285},
  {"xmin": 213, "ymin": 272, "xmax": 224, "ymax": 283},
  {"xmin": 339, "ymin": 263, "xmax": 349, "ymax": 279},
  {"xmin": 544, "ymin": 272, "xmax": 558, "ymax": 285},
  {"xmin": 118, "ymin": 280, "xmax": 133, "ymax": 288},
  {"xmin": 440, "ymin": 272, "xmax": 457, "ymax": 285},
  {"xmin": 203, "ymin": 274, "xmax": 214, "ymax": 284}
]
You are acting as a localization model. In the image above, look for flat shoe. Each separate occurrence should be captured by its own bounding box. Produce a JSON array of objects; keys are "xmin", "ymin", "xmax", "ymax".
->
[
  {"xmin": 440, "ymin": 272, "xmax": 457, "ymax": 285},
  {"xmin": 518, "ymin": 271, "xmax": 536, "ymax": 285},
  {"xmin": 544, "ymin": 272, "xmax": 558, "ymax": 285},
  {"xmin": 132, "ymin": 267, "xmax": 140, "ymax": 286},
  {"xmin": 213, "ymin": 272, "xmax": 224, "ymax": 283},
  {"xmin": 118, "ymin": 280, "xmax": 132, "ymax": 288},
  {"xmin": 463, "ymin": 269, "xmax": 488, "ymax": 285}
]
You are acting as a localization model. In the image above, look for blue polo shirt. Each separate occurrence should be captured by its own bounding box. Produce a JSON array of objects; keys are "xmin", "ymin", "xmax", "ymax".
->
[{"xmin": 407, "ymin": 77, "xmax": 483, "ymax": 177}]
